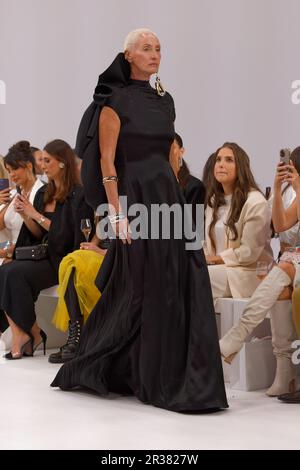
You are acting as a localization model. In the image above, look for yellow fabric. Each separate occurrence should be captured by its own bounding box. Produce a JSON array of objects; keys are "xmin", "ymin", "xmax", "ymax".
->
[
  {"xmin": 292, "ymin": 286, "xmax": 300, "ymax": 338},
  {"xmin": 52, "ymin": 249, "xmax": 104, "ymax": 332}
]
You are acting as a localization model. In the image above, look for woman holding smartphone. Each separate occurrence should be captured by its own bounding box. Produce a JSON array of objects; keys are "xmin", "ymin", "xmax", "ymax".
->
[
  {"xmin": 0, "ymin": 142, "xmax": 44, "ymax": 262},
  {"xmin": 220, "ymin": 156, "xmax": 300, "ymax": 397}
]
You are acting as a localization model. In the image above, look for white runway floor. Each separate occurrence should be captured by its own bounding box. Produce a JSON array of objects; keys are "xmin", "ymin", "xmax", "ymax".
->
[{"xmin": 0, "ymin": 351, "xmax": 299, "ymax": 450}]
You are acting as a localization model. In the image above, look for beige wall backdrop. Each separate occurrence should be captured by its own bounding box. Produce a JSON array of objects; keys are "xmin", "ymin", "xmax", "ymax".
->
[{"xmin": 0, "ymin": 0, "xmax": 300, "ymax": 189}]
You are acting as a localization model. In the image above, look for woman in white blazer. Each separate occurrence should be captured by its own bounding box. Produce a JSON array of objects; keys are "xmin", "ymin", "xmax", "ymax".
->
[{"xmin": 204, "ymin": 142, "xmax": 273, "ymax": 302}]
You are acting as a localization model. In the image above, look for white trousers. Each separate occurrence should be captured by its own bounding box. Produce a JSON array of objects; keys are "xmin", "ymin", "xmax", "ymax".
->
[{"xmin": 208, "ymin": 265, "xmax": 232, "ymax": 305}]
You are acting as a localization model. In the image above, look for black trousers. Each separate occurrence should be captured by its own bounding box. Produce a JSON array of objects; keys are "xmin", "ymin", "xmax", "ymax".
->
[{"xmin": 0, "ymin": 259, "xmax": 57, "ymax": 334}]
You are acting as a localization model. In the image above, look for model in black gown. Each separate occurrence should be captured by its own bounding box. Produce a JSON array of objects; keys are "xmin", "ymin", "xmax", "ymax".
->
[{"xmin": 51, "ymin": 53, "xmax": 228, "ymax": 412}]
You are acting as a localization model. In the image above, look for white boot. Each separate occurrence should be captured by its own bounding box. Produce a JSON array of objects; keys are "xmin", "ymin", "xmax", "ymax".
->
[
  {"xmin": 266, "ymin": 304, "xmax": 297, "ymax": 396},
  {"xmin": 219, "ymin": 267, "xmax": 291, "ymax": 362}
]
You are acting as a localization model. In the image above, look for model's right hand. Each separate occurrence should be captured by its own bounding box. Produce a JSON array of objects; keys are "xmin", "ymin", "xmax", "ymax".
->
[
  {"xmin": 115, "ymin": 218, "xmax": 132, "ymax": 245},
  {"xmin": 80, "ymin": 242, "xmax": 107, "ymax": 256}
]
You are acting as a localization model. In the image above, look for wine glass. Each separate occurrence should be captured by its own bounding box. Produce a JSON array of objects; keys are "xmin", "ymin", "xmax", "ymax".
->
[
  {"xmin": 256, "ymin": 261, "xmax": 269, "ymax": 281},
  {"xmin": 80, "ymin": 219, "xmax": 92, "ymax": 242}
]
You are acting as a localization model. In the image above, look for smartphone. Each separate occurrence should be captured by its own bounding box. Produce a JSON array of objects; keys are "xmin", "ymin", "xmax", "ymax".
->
[
  {"xmin": 16, "ymin": 185, "xmax": 21, "ymax": 195},
  {"xmin": 280, "ymin": 148, "xmax": 291, "ymax": 166},
  {"xmin": 0, "ymin": 178, "xmax": 9, "ymax": 191}
]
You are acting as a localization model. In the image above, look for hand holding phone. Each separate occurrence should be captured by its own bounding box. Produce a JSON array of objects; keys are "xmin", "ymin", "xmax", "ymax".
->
[
  {"xmin": 279, "ymin": 148, "xmax": 291, "ymax": 166},
  {"xmin": 0, "ymin": 179, "xmax": 11, "ymax": 205},
  {"xmin": 0, "ymin": 178, "xmax": 9, "ymax": 191}
]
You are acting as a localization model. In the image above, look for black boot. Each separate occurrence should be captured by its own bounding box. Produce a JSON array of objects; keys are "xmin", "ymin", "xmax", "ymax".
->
[{"xmin": 48, "ymin": 316, "xmax": 83, "ymax": 364}]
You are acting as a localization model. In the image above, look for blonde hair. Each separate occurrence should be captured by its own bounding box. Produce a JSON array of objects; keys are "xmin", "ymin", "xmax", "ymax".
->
[{"xmin": 123, "ymin": 28, "xmax": 158, "ymax": 52}]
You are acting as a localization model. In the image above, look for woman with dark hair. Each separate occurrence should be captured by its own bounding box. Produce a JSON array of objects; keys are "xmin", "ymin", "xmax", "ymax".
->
[
  {"xmin": 202, "ymin": 152, "xmax": 215, "ymax": 203},
  {"xmin": 0, "ymin": 139, "xmax": 93, "ymax": 359},
  {"xmin": 204, "ymin": 142, "xmax": 273, "ymax": 303},
  {"xmin": 169, "ymin": 133, "xmax": 205, "ymax": 222},
  {"xmin": 277, "ymin": 147, "xmax": 300, "ymax": 254},
  {"xmin": 30, "ymin": 146, "xmax": 44, "ymax": 176},
  {"xmin": 0, "ymin": 141, "xmax": 44, "ymax": 253}
]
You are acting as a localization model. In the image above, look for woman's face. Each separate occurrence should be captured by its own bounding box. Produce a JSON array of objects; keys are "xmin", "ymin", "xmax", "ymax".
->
[
  {"xmin": 33, "ymin": 150, "xmax": 44, "ymax": 175},
  {"xmin": 5, "ymin": 163, "xmax": 34, "ymax": 188},
  {"xmin": 127, "ymin": 33, "xmax": 161, "ymax": 77},
  {"xmin": 214, "ymin": 147, "xmax": 237, "ymax": 187},
  {"xmin": 42, "ymin": 151, "xmax": 63, "ymax": 181}
]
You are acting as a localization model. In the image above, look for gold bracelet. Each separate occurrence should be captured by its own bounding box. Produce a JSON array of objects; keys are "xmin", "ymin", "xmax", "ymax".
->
[{"xmin": 102, "ymin": 176, "xmax": 118, "ymax": 184}]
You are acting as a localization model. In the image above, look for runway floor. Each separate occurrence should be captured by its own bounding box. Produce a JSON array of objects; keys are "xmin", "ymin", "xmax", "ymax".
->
[{"xmin": 0, "ymin": 351, "xmax": 299, "ymax": 450}]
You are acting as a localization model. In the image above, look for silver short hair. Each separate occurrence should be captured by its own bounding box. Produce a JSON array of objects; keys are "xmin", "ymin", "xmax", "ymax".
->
[{"xmin": 123, "ymin": 28, "xmax": 158, "ymax": 52}]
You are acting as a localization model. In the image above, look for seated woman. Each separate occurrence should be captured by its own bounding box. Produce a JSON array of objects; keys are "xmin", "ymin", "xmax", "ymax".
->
[
  {"xmin": 169, "ymin": 133, "xmax": 206, "ymax": 211},
  {"xmin": 0, "ymin": 139, "xmax": 93, "ymax": 359},
  {"xmin": 204, "ymin": 142, "xmax": 273, "ymax": 304},
  {"xmin": 277, "ymin": 147, "xmax": 300, "ymax": 255},
  {"xmin": 0, "ymin": 155, "xmax": 11, "ymax": 216},
  {"xmin": 202, "ymin": 152, "xmax": 215, "ymax": 195},
  {"xmin": 30, "ymin": 146, "xmax": 48, "ymax": 183},
  {"xmin": 48, "ymin": 232, "xmax": 108, "ymax": 364},
  {"xmin": 220, "ymin": 157, "xmax": 300, "ymax": 396},
  {"xmin": 0, "ymin": 141, "xmax": 44, "ymax": 260}
]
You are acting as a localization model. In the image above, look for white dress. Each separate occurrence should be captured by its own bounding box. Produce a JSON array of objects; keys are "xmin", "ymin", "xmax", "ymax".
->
[
  {"xmin": 0, "ymin": 179, "xmax": 44, "ymax": 264},
  {"xmin": 279, "ymin": 185, "xmax": 300, "ymax": 246}
]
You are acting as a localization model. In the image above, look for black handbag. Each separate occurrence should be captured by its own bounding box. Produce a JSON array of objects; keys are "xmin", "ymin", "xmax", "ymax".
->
[{"xmin": 15, "ymin": 236, "xmax": 48, "ymax": 261}]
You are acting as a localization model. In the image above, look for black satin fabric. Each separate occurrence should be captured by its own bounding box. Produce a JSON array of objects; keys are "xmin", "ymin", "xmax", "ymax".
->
[
  {"xmin": 76, "ymin": 53, "xmax": 130, "ymax": 210},
  {"xmin": 52, "ymin": 77, "xmax": 228, "ymax": 412}
]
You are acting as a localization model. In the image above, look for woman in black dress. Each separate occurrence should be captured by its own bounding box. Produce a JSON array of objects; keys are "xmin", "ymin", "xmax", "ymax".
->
[
  {"xmin": 0, "ymin": 139, "xmax": 93, "ymax": 359},
  {"xmin": 169, "ymin": 132, "xmax": 206, "ymax": 219},
  {"xmin": 51, "ymin": 29, "xmax": 228, "ymax": 412}
]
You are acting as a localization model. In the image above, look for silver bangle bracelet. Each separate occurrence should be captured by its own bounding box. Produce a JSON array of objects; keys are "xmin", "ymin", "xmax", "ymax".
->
[{"xmin": 108, "ymin": 213, "xmax": 126, "ymax": 224}]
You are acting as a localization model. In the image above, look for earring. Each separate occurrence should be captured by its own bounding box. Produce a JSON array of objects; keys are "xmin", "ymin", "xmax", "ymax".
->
[
  {"xmin": 155, "ymin": 74, "xmax": 166, "ymax": 97},
  {"xmin": 59, "ymin": 162, "xmax": 65, "ymax": 169},
  {"xmin": 179, "ymin": 157, "xmax": 183, "ymax": 167}
]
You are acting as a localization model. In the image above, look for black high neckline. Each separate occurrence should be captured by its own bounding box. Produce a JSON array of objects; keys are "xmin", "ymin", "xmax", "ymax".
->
[{"xmin": 129, "ymin": 78, "xmax": 151, "ymax": 88}]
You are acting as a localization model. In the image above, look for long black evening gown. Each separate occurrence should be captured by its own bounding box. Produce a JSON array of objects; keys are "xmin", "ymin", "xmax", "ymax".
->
[{"xmin": 51, "ymin": 54, "xmax": 228, "ymax": 412}]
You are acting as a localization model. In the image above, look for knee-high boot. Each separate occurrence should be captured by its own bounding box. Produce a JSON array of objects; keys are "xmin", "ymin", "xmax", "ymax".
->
[
  {"xmin": 219, "ymin": 267, "xmax": 291, "ymax": 362},
  {"xmin": 266, "ymin": 304, "xmax": 297, "ymax": 396}
]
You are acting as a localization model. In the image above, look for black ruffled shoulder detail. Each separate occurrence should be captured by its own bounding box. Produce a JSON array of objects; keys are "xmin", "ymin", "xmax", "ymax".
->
[{"xmin": 93, "ymin": 53, "xmax": 131, "ymax": 106}]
